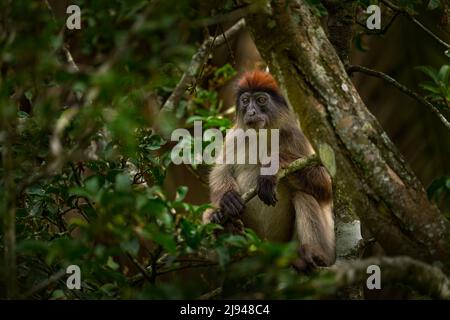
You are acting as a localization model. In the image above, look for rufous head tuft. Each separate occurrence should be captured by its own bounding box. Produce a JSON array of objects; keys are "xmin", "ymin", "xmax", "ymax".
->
[{"xmin": 237, "ymin": 70, "xmax": 280, "ymax": 94}]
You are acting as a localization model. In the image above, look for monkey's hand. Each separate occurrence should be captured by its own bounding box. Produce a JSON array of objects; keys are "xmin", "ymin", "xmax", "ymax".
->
[
  {"xmin": 219, "ymin": 190, "xmax": 245, "ymax": 219},
  {"xmin": 256, "ymin": 175, "xmax": 278, "ymax": 206},
  {"xmin": 210, "ymin": 208, "xmax": 245, "ymax": 236}
]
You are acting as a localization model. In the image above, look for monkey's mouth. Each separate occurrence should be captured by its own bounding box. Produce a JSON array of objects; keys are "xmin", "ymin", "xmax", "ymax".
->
[{"xmin": 244, "ymin": 118, "xmax": 265, "ymax": 128}]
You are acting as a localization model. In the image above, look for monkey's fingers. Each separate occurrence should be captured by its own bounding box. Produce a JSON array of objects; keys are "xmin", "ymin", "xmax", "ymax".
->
[
  {"xmin": 220, "ymin": 190, "xmax": 245, "ymax": 218},
  {"xmin": 257, "ymin": 186, "xmax": 277, "ymax": 206},
  {"xmin": 256, "ymin": 175, "xmax": 278, "ymax": 206},
  {"xmin": 270, "ymin": 192, "xmax": 278, "ymax": 206},
  {"xmin": 211, "ymin": 210, "xmax": 224, "ymax": 224}
]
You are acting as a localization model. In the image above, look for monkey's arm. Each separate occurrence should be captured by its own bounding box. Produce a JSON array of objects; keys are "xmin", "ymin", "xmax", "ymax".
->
[
  {"xmin": 209, "ymin": 164, "xmax": 239, "ymax": 205},
  {"xmin": 286, "ymin": 165, "xmax": 332, "ymax": 203}
]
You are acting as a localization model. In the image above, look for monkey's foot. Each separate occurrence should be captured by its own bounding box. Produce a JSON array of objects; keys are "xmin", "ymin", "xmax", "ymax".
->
[
  {"xmin": 223, "ymin": 218, "xmax": 245, "ymax": 235},
  {"xmin": 293, "ymin": 244, "xmax": 327, "ymax": 273},
  {"xmin": 211, "ymin": 210, "xmax": 245, "ymax": 236}
]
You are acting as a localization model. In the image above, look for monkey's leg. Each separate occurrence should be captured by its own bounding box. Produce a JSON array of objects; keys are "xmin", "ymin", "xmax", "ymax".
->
[{"xmin": 291, "ymin": 191, "xmax": 335, "ymax": 271}]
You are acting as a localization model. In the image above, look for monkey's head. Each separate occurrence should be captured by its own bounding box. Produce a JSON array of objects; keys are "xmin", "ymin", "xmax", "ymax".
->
[{"xmin": 236, "ymin": 70, "xmax": 289, "ymax": 129}]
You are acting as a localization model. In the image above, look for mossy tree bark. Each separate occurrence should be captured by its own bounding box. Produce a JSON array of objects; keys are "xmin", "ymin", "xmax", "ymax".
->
[{"xmin": 247, "ymin": 0, "xmax": 450, "ymax": 270}]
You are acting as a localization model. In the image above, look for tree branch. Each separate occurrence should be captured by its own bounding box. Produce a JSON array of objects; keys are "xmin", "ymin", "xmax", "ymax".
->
[
  {"xmin": 158, "ymin": 19, "xmax": 245, "ymax": 115},
  {"xmin": 242, "ymin": 155, "xmax": 321, "ymax": 203},
  {"xmin": 358, "ymin": 11, "xmax": 400, "ymax": 35},
  {"xmin": 23, "ymin": 269, "xmax": 66, "ymax": 299},
  {"xmin": 347, "ymin": 64, "xmax": 450, "ymax": 131},
  {"xmin": 331, "ymin": 256, "xmax": 450, "ymax": 299},
  {"xmin": 125, "ymin": 252, "xmax": 154, "ymax": 284}
]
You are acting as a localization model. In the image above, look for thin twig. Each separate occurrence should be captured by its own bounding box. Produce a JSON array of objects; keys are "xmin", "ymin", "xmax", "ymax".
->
[
  {"xmin": 220, "ymin": 23, "xmax": 237, "ymax": 67},
  {"xmin": 24, "ymin": 269, "xmax": 66, "ymax": 298},
  {"xmin": 157, "ymin": 262, "xmax": 218, "ymax": 276},
  {"xmin": 191, "ymin": 3, "xmax": 261, "ymax": 28},
  {"xmin": 185, "ymin": 164, "xmax": 209, "ymax": 186},
  {"xmin": 159, "ymin": 19, "xmax": 245, "ymax": 114},
  {"xmin": 17, "ymin": 127, "xmax": 96, "ymax": 195},
  {"xmin": 198, "ymin": 287, "xmax": 223, "ymax": 300},
  {"xmin": 126, "ymin": 252, "xmax": 153, "ymax": 284},
  {"xmin": 380, "ymin": 0, "xmax": 450, "ymax": 49},
  {"xmin": 347, "ymin": 64, "xmax": 450, "ymax": 131}
]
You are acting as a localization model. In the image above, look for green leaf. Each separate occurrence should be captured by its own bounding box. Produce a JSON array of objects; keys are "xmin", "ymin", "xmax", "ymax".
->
[
  {"xmin": 223, "ymin": 235, "xmax": 248, "ymax": 248},
  {"xmin": 175, "ymin": 186, "xmax": 188, "ymax": 202},
  {"xmin": 17, "ymin": 110, "xmax": 30, "ymax": 118},
  {"xmin": 51, "ymin": 290, "xmax": 66, "ymax": 300},
  {"xmin": 85, "ymin": 177, "xmax": 100, "ymax": 194},
  {"xmin": 427, "ymin": 0, "xmax": 441, "ymax": 10},
  {"xmin": 106, "ymin": 256, "xmax": 120, "ymax": 270},
  {"xmin": 180, "ymin": 218, "xmax": 202, "ymax": 248},
  {"xmin": 427, "ymin": 175, "xmax": 450, "ymax": 201},
  {"xmin": 416, "ymin": 66, "xmax": 440, "ymax": 84},
  {"xmin": 438, "ymin": 65, "xmax": 450, "ymax": 84},
  {"xmin": 204, "ymin": 117, "xmax": 232, "ymax": 129},
  {"xmin": 146, "ymin": 133, "xmax": 166, "ymax": 150},
  {"xmin": 354, "ymin": 33, "xmax": 369, "ymax": 52},
  {"xmin": 115, "ymin": 173, "xmax": 131, "ymax": 192},
  {"xmin": 120, "ymin": 237, "xmax": 140, "ymax": 256},
  {"xmin": 186, "ymin": 115, "xmax": 205, "ymax": 124},
  {"xmin": 419, "ymin": 81, "xmax": 441, "ymax": 94},
  {"xmin": 215, "ymin": 246, "xmax": 230, "ymax": 269},
  {"xmin": 144, "ymin": 224, "xmax": 177, "ymax": 253}
]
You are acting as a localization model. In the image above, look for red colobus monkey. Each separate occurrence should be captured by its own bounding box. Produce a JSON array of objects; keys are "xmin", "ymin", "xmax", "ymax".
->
[{"xmin": 203, "ymin": 71, "xmax": 335, "ymax": 270}]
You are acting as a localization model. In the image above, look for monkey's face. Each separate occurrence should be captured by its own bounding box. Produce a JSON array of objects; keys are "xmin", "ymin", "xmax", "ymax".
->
[{"xmin": 238, "ymin": 91, "xmax": 273, "ymax": 129}]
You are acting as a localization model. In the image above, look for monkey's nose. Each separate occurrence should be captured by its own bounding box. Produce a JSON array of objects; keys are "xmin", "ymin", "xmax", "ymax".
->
[{"xmin": 247, "ymin": 109, "xmax": 256, "ymax": 116}]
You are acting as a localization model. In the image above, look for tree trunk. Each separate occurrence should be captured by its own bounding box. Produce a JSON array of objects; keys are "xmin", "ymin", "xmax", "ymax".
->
[{"xmin": 246, "ymin": 0, "xmax": 450, "ymax": 270}]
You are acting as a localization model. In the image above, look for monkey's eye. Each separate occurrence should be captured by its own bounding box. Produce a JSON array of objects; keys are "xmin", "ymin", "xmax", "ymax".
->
[
  {"xmin": 241, "ymin": 97, "xmax": 250, "ymax": 105},
  {"xmin": 256, "ymin": 96, "xmax": 267, "ymax": 105}
]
